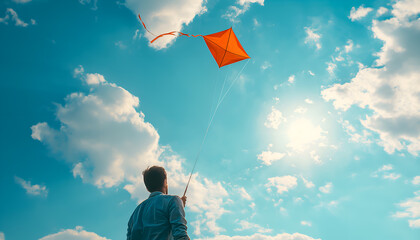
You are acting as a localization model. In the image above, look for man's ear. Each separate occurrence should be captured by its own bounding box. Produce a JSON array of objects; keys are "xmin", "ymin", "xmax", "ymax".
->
[{"xmin": 164, "ymin": 179, "xmax": 168, "ymax": 194}]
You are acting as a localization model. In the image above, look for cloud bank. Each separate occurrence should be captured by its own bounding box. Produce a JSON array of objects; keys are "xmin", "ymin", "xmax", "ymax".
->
[
  {"xmin": 322, "ymin": 0, "xmax": 420, "ymax": 155},
  {"xmin": 39, "ymin": 226, "xmax": 109, "ymax": 240},
  {"xmin": 197, "ymin": 232, "xmax": 320, "ymax": 240}
]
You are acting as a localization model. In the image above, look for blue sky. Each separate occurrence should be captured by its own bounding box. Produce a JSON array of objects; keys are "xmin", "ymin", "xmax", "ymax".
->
[{"xmin": 1, "ymin": 0, "xmax": 420, "ymax": 239}]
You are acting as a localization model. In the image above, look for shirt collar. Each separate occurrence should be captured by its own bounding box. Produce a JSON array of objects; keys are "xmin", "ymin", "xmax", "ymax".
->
[{"xmin": 149, "ymin": 191, "xmax": 164, "ymax": 198}]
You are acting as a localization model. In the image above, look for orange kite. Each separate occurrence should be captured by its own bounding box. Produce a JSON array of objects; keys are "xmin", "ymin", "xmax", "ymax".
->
[{"xmin": 138, "ymin": 14, "xmax": 250, "ymax": 68}]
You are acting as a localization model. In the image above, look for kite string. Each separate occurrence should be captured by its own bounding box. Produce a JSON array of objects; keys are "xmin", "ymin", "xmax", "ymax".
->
[
  {"xmin": 183, "ymin": 59, "xmax": 250, "ymax": 197},
  {"xmin": 207, "ymin": 66, "xmax": 223, "ymax": 127},
  {"xmin": 217, "ymin": 72, "xmax": 228, "ymax": 105}
]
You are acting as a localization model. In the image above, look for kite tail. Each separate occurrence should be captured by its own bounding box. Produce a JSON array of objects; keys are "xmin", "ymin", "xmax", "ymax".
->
[
  {"xmin": 138, "ymin": 13, "xmax": 202, "ymax": 43},
  {"xmin": 151, "ymin": 31, "xmax": 203, "ymax": 43},
  {"xmin": 138, "ymin": 14, "xmax": 156, "ymax": 36}
]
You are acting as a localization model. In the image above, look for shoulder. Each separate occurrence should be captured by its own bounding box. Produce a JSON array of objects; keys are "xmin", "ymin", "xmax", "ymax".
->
[
  {"xmin": 161, "ymin": 194, "xmax": 180, "ymax": 201},
  {"xmin": 165, "ymin": 195, "xmax": 182, "ymax": 206},
  {"xmin": 150, "ymin": 194, "xmax": 182, "ymax": 207},
  {"xmin": 132, "ymin": 200, "xmax": 146, "ymax": 214}
]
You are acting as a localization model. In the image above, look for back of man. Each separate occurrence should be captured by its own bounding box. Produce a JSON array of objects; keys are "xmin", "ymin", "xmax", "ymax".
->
[{"xmin": 127, "ymin": 166, "xmax": 189, "ymax": 240}]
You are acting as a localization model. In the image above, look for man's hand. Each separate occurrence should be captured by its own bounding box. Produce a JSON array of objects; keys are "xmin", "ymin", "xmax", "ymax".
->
[{"xmin": 181, "ymin": 195, "xmax": 187, "ymax": 207}]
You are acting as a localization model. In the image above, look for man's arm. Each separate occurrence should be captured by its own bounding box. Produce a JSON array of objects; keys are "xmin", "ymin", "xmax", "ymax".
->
[{"xmin": 169, "ymin": 196, "xmax": 190, "ymax": 240}]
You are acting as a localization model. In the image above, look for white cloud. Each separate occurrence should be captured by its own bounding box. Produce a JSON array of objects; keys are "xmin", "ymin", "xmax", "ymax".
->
[
  {"xmin": 349, "ymin": 5, "xmax": 373, "ymax": 21},
  {"xmin": 391, "ymin": 0, "xmax": 420, "ymax": 20},
  {"xmin": 191, "ymin": 219, "xmax": 203, "ymax": 236},
  {"xmin": 279, "ymin": 207, "xmax": 287, "ymax": 214},
  {"xmin": 124, "ymin": 0, "xmax": 207, "ymax": 49},
  {"xmin": 409, "ymin": 219, "xmax": 420, "ymax": 228},
  {"xmin": 253, "ymin": 18, "xmax": 260, "ymax": 27},
  {"xmin": 339, "ymin": 119, "xmax": 371, "ymax": 144},
  {"xmin": 133, "ymin": 29, "xmax": 141, "ymax": 40},
  {"xmin": 304, "ymin": 27, "xmax": 321, "ymax": 50},
  {"xmin": 79, "ymin": 0, "xmax": 98, "ymax": 11},
  {"xmin": 85, "ymin": 73, "xmax": 106, "ymax": 85},
  {"xmin": 266, "ymin": 176, "xmax": 298, "ymax": 194},
  {"xmin": 115, "ymin": 41, "xmax": 127, "ymax": 50},
  {"xmin": 310, "ymin": 150, "xmax": 322, "ymax": 164},
  {"xmin": 15, "ymin": 176, "xmax": 48, "ymax": 197},
  {"xmin": 383, "ymin": 172, "xmax": 401, "ymax": 180},
  {"xmin": 224, "ymin": 0, "xmax": 264, "ymax": 23},
  {"xmin": 261, "ymin": 61, "xmax": 271, "ymax": 71},
  {"xmin": 393, "ymin": 191, "xmax": 420, "ymax": 228},
  {"xmin": 326, "ymin": 62, "xmax": 336, "ymax": 75},
  {"xmin": 377, "ymin": 7, "xmax": 389, "ymax": 16},
  {"xmin": 344, "ymin": 39, "xmax": 354, "ymax": 53},
  {"xmin": 12, "ymin": 0, "xmax": 32, "ymax": 3},
  {"xmin": 316, "ymin": 200, "xmax": 339, "ymax": 210},
  {"xmin": 197, "ymin": 232, "xmax": 320, "ymax": 240},
  {"xmin": 264, "ymin": 107, "xmax": 286, "ymax": 130},
  {"xmin": 301, "ymin": 221, "xmax": 312, "ymax": 227},
  {"xmin": 73, "ymin": 65, "xmax": 85, "ymax": 77},
  {"xmin": 372, "ymin": 164, "xmax": 400, "ymax": 180},
  {"xmin": 305, "ymin": 98, "xmax": 314, "ymax": 104},
  {"xmin": 257, "ymin": 144, "xmax": 286, "ymax": 166},
  {"xmin": 238, "ymin": 0, "xmax": 264, "ymax": 5},
  {"xmin": 257, "ymin": 150, "xmax": 285, "ymax": 165},
  {"xmin": 379, "ymin": 164, "xmax": 393, "ymax": 171},
  {"xmin": 0, "ymin": 8, "xmax": 32, "ymax": 27},
  {"xmin": 32, "ymin": 67, "xmax": 229, "ymax": 235},
  {"xmin": 301, "ymin": 176, "xmax": 315, "ymax": 188},
  {"xmin": 412, "ymin": 176, "xmax": 420, "ymax": 185},
  {"xmin": 273, "ymin": 199, "xmax": 283, "ymax": 207},
  {"xmin": 327, "ymin": 40, "xmax": 356, "ymax": 76},
  {"xmin": 234, "ymin": 220, "xmax": 272, "ymax": 233},
  {"xmin": 319, "ymin": 182, "xmax": 332, "ymax": 194},
  {"xmin": 294, "ymin": 106, "xmax": 307, "ymax": 114},
  {"xmin": 238, "ymin": 187, "xmax": 252, "ymax": 201},
  {"xmin": 288, "ymin": 75, "xmax": 295, "ymax": 84},
  {"xmin": 39, "ymin": 226, "xmax": 110, "ymax": 240},
  {"xmin": 322, "ymin": 1, "xmax": 420, "ymax": 155}
]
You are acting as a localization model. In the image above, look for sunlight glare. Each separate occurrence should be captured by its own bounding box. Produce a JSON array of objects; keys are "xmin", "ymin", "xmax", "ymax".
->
[{"xmin": 287, "ymin": 118, "xmax": 325, "ymax": 151}]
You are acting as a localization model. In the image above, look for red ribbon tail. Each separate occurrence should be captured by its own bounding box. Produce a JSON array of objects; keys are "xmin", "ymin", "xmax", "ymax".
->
[
  {"xmin": 138, "ymin": 14, "xmax": 155, "ymax": 36},
  {"xmin": 138, "ymin": 13, "xmax": 202, "ymax": 44}
]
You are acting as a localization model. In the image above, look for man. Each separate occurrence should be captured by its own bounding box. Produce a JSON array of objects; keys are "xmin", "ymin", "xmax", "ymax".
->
[{"xmin": 127, "ymin": 166, "xmax": 190, "ymax": 240}]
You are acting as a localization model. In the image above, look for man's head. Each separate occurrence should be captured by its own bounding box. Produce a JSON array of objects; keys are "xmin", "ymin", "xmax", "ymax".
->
[{"xmin": 143, "ymin": 166, "xmax": 168, "ymax": 194}]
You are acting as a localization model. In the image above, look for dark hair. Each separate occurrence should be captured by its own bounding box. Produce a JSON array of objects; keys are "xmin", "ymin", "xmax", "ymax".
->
[{"xmin": 143, "ymin": 166, "xmax": 167, "ymax": 192}]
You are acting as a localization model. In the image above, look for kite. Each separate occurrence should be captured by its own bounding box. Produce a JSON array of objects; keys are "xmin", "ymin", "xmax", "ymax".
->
[{"xmin": 138, "ymin": 14, "xmax": 250, "ymax": 67}]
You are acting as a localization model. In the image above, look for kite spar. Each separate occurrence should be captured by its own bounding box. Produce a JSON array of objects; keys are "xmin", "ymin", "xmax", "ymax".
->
[{"xmin": 138, "ymin": 13, "xmax": 250, "ymax": 196}]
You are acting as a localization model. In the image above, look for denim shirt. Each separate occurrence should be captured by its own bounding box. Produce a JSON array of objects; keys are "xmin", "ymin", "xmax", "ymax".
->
[{"xmin": 127, "ymin": 192, "xmax": 189, "ymax": 240}]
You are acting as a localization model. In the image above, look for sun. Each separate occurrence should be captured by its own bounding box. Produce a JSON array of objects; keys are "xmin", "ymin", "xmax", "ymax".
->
[{"xmin": 287, "ymin": 118, "xmax": 325, "ymax": 151}]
